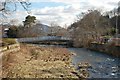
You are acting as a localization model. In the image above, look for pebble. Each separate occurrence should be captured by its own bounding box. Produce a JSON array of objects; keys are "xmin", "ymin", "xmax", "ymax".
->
[
  {"xmin": 78, "ymin": 62, "xmax": 92, "ymax": 69},
  {"xmin": 110, "ymin": 73, "xmax": 115, "ymax": 76},
  {"xmin": 91, "ymin": 69, "xmax": 98, "ymax": 73}
]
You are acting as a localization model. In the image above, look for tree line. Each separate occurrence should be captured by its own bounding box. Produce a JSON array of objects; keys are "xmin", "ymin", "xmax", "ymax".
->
[
  {"xmin": 68, "ymin": 3, "xmax": 120, "ymax": 47},
  {"xmin": 7, "ymin": 15, "xmax": 69, "ymax": 38}
]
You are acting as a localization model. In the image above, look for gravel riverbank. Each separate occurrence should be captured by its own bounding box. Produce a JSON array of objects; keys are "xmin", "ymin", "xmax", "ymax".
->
[{"xmin": 2, "ymin": 44, "xmax": 89, "ymax": 78}]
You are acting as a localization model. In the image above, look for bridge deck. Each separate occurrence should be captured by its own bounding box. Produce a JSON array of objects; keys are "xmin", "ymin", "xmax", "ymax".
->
[{"xmin": 17, "ymin": 36, "xmax": 72, "ymax": 43}]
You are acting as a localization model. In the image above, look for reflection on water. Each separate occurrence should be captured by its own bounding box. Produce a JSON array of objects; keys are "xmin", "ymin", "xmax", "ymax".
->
[{"xmin": 68, "ymin": 48, "xmax": 120, "ymax": 78}]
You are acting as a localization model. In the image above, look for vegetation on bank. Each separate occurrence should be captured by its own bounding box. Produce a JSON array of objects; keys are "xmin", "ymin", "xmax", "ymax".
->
[
  {"xmin": 1, "ymin": 38, "xmax": 17, "ymax": 46},
  {"xmin": 68, "ymin": 10, "xmax": 115, "ymax": 48},
  {"xmin": 2, "ymin": 44, "xmax": 89, "ymax": 78}
]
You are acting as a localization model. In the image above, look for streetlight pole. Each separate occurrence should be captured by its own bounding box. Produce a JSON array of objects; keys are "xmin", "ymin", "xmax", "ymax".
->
[
  {"xmin": 116, "ymin": 7, "xmax": 118, "ymax": 39},
  {"xmin": 115, "ymin": 1, "xmax": 120, "ymax": 45}
]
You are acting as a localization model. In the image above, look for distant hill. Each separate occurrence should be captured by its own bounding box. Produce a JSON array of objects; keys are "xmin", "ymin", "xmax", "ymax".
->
[
  {"xmin": 32, "ymin": 23, "xmax": 69, "ymax": 37},
  {"xmin": 32, "ymin": 23, "xmax": 50, "ymax": 36}
]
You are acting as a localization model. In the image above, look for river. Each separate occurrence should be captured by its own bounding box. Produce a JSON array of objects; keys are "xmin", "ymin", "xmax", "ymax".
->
[{"xmin": 68, "ymin": 48, "xmax": 120, "ymax": 78}]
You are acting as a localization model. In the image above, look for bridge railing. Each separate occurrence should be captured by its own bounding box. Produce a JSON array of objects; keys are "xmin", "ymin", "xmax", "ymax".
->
[{"xmin": 17, "ymin": 36, "xmax": 72, "ymax": 43}]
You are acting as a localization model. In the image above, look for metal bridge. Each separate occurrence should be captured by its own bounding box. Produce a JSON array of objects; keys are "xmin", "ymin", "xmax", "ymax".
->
[{"xmin": 17, "ymin": 36, "xmax": 73, "ymax": 46}]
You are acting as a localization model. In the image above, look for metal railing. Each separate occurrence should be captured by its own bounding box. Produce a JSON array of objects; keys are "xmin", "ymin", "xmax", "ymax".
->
[{"xmin": 17, "ymin": 36, "xmax": 71, "ymax": 43}]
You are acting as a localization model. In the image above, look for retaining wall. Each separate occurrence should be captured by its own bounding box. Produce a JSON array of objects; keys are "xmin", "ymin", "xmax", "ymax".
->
[
  {"xmin": 89, "ymin": 43, "xmax": 120, "ymax": 57},
  {"xmin": 0, "ymin": 43, "xmax": 20, "ymax": 53}
]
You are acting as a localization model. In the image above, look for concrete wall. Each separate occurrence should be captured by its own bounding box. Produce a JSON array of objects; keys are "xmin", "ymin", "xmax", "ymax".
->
[
  {"xmin": 89, "ymin": 43, "xmax": 120, "ymax": 57},
  {"xmin": 0, "ymin": 43, "xmax": 20, "ymax": 53}
]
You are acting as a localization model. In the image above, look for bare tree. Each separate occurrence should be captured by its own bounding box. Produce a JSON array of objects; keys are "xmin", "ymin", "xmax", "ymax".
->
[
  {"xmin": 0, "ymin": 0, "xmax": 31, "ymax": 16},
  {"xmin": 69, "ymin": 10, "xmax": 113, "ymax": 47}
]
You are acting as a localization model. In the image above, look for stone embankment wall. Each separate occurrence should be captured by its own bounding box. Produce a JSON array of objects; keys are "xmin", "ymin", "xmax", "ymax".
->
[
  {"xmin": 89, "ymin": 43, "xmax": 120, "ymax": 57},
  {"xmin": 0, "ymin": 43, "xmax": 20, "ymax": 53}
]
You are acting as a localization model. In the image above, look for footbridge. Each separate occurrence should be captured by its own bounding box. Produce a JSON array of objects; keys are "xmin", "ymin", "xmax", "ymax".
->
[{"xmin": 17, "ymin": 36, "xmax": 73, "ymax": 47}]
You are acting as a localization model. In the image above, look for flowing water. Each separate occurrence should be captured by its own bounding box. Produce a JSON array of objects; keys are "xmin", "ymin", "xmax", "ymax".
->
[{"xmin": 68, "ymin": 48, "xmax": 120, "ymax": 78}]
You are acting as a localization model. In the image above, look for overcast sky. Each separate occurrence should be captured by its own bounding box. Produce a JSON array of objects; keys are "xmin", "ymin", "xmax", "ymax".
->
[{"xmin": 2, "ymin": 0, "xmax": 119, "ymax": 27}]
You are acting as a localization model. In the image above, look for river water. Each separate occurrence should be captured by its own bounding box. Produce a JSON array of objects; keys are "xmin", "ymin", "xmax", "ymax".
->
[{"xmin": 68, "ymin": 48, "xmax": 120, "ymax": 78}]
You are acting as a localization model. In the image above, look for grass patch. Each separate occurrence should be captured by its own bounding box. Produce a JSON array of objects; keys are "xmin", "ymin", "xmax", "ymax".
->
[{"xmin": 2, "ymin": 38, "xmax": 17, "ymax": 46}]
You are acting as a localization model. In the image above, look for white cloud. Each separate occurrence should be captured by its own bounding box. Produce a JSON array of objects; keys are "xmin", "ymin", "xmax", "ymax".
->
[
  {"xmin": 31, "ymin": 5, "xmax": 81, "ymax": 26},
  {"xmin": 87, "ymin": 0, "xmax": 119, "ymax": 11},
  {"xmin": 3, "ymin": 11, "xmax": 28, "ymax": 25},
  {"xmin": 30, "ymin": 0, "xmax": 119, "ymax": 26},
  {"xmin": 29, "ymin": 0, "xmax": 83, "ymax": 3}
]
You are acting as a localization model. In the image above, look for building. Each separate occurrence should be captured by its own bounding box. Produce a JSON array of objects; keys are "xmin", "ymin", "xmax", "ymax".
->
[{"xmin": 0, "ymin": 25, "xmax": 9, "ymax": 38}]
